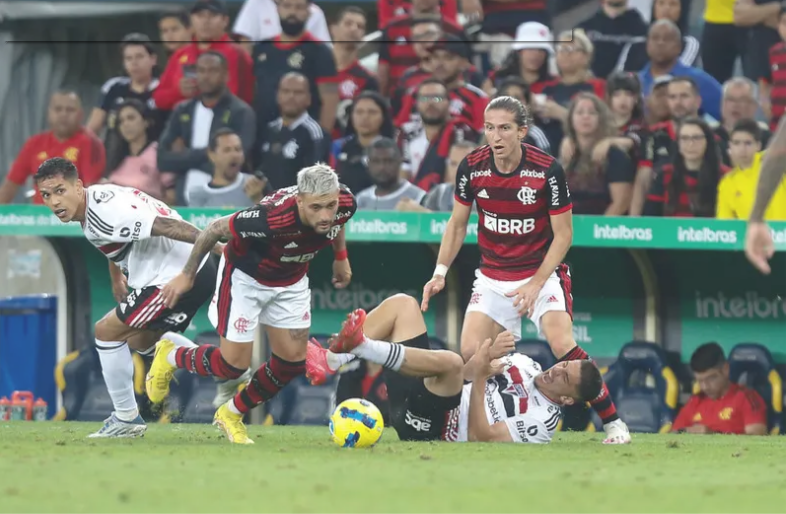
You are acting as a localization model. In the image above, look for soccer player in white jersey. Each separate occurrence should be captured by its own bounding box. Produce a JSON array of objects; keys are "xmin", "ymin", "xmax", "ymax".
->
[
  {"xmin": 306, "ymin": 295, "xmax": 603, "ymax": 443},
  {"xmin": 419, "ymin": 96, "xmax": 631, "ymax": 444},
  {"xmin": 35, "ymin": 157, "xmax": 221, "ymax": 438}
]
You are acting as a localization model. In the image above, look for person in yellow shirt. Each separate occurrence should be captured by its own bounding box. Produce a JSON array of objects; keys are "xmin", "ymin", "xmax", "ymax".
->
[{"xmin": 717, "ymin": 119, "xmax": 786, "ymax": 220}]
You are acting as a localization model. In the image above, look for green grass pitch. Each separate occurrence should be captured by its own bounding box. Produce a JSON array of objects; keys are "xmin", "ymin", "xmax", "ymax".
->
[{"xmin": 1, "ymin": 422, "xmax": 785, "ymax": 513}]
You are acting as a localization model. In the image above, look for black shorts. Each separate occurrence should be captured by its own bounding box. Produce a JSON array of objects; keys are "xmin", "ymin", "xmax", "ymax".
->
[
  {"xmin": 115, "ymin": 257, "xmax": 217, "ymax": 333},
  {"xmin": 384, "ymin": 333, "xmax": 462, "ymax": 442}
]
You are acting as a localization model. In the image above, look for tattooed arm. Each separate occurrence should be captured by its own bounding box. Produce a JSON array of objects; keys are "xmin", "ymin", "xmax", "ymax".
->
[
  {"xmin": 151, "ymin": 216, "xmax": 202, "ymax": 244},
  {"xmin": 181, "ymin": 215, "xmax": 233, "ymax": 278}
]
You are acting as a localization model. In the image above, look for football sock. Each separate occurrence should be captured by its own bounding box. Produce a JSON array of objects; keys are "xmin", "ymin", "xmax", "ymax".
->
[
  {"xmin": 172, "ymin": 345, "xmax": 245, "ymax": 380},
  {"xmin": 326, "ymin": 351, "xmax": 356, "ymax": 371},
  {"xmin": 95, "ymin": 339, "xmax": 139, "ymax": 422},
  {"xmin": 136, "ymin": 346, "xmax": 155, "ymax": 357},
  {"xmin": 350, "ymin": 336, "xmax": 405, "ymax": 372},
  {"xmin": 231, "ymin": 354, "xmax": 305, "ymax": 414},
  {"xmin": 559, "ymin": 345, "xmax": 619, "ymax": 424},
  {"xmin": 163, "ymin": 332, "xmax": 199, "ymax": 349}
]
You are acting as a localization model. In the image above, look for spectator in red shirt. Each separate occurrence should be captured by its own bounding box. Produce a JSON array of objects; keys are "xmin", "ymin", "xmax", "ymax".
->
[
  {"xmin": 158, "ymin": 11, "xmax": 192, "ymax": 56},
  {"xmin": 0, "ymin": 91, "xmax": 105, "ymax": 204},
  {"xmin": 153, "ymin": 0, "xmax": 254, "ymax": 112},
  {"xmin": 672, "ymin": 343, "xmax": 768, "ymax": 435}
]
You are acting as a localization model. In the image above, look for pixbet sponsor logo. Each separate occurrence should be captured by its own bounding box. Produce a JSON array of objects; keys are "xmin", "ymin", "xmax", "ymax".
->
[
  {"xmin": 348, "ymin": 219, "xmax": 408, "ymax": 235},
  {"xmin": 311, "ymin": 283, "xmax": 418, "ymax": 311},
  {"xmin": 470, "ymin": 169, "xmax": 492, "ymax": 179},
  {"xmin": 593, "ymin": 223, "xmax": 653, "ymax": 241},
  {"xmin": 695, "ymin": 292, "xmax": 786, "ymax": 319},
  {"xmin": 678, "ymin": 227, "xmax": 737, "ymax": 244},
  {"xmin": 520, "ymin": 169, "xmax": 545, "ymax": 179}
]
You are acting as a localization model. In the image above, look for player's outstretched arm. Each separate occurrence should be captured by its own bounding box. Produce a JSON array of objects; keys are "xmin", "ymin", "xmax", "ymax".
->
[
  {"xmin": 181, "ymin": 216, "xmax": 232, "ymax": 278},
  {"xmin": 151, "ymin": 216, "xmax": 202, "ymax": 244}
]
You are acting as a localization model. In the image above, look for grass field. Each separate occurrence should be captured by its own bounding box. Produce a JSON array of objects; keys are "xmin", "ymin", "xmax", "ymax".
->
[{"xmin": 1, "ymin": 422, "xmax": 785, "ymax": 513}]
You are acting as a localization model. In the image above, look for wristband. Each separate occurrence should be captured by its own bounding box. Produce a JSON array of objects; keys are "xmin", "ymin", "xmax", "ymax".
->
[
  {"xmin": 433, "ymin": 264, "xmax": 448, "ymax": 277},
  {"xmin": 334, "ymin": 249, "xmax": 348, "ymax": 261}
]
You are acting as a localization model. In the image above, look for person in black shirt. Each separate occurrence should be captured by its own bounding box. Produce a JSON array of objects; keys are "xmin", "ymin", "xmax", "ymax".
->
[
  {"xmin": 331, "ymin": 91, "xmax": 395, "ymax": 195},
  {"xmin": 578, "ymin": 0, "xmax": 648, "ymax": 79},
  {"xmin": 252, "ymin": 0, "xmax": 339, "ymax": 133},
  {"xmin": 256, "ymin": 72, "xmax": 330, "ymax": 189}
]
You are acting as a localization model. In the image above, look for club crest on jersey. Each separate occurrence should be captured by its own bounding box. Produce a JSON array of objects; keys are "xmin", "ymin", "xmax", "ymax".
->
[
  {"xmin": 517, "ymin": 186, "xmax": 537, "ymax": 206},
  {"xmin": 326, "ymin": 225, "xmax": 341, "ymax": 240},
  {"xmin": 92, "ymin": 190, "xmax": 115, "ymax": 204}
]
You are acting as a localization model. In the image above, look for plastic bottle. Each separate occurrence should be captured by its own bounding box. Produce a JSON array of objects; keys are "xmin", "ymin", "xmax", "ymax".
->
[
  {"xmin": 32, "ymin": 398, "xmax": 48, "ymax": 421},
  {"xmin": 11, "ymin": 391, "xmax": 34, "ymax": 421},
  {"xmin": 0, "ymin": 397, "xmax": 10, "ymax": 421}
]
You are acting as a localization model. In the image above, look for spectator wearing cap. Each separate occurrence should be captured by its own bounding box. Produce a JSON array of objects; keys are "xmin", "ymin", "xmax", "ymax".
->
[
  {"xmin": 560, "ymin": 93, "xmax": 635, "ymax": 215},
  {"xmin": 713, "ymin": 77, "xmax": 771, "ymax": 166},
  {"xmin": 158, "ymin": 11, "xmax": 192, "ymax": 57},
  {"xmin": 331, "ymin": 91, "xmax": 395, "ymax": 195},
  {"xmin": 153, "ymin": 0, "xmax": 254, "ymax": 112},
  {"xmin": 377, "ymin": 0, "xmax": 466, "ymax": 97},
  {"xmin": 646, "ymin": 74, "xmax": 672, "ymax": 124},
  {"xmin": 398, "ymin": 78, "xmax": 479, "ymax": 191},
  {"xmin": 379, "ymin": 0, "xmax": 459, "ymax": 27},
  {"xmin": 330, "ymin": 7, "xmax": 379, "ymax": 139},
  {"xmin": 356, "ymin": 137, "xmax": 426, "ymax": 210},
  {"xmin": 494, "ymin": 77, "xmax": 551, "ymax": 153},
  {"xmin": 637, "ymin": 20, "xmax": 722, "ymax": 120},
  {"xmin": 0, "ymin": 91, "xmax": 105, "ymax": 204},
  {"xmin": 761, "ymin": 7, "xmax": 786, "ymax": 130},
  {"xmin": 105, "ymin": 100, "xmax": 174, "ymax": 203},
  {"xmin": 716, "ymin": 119, "xmax": 786, "ymax": 220},
  {"xmin": 251, "ymin": 0, "xmax": 339, "ymax": 133},
  {"xmin": 735, "ymin": 0, "xmax": 781, "ymax": 88},
  {"xmin": 233, "ymin": 0, "xmax": 330, "ymax": 46},
  {"xmin": 87, "ymin": 34, "xmax": 161, "ymax": 164},
  {"xmin": 394, "ymin": 35, "xmax": 488, "ymax": 132},
  {"xmin": 623, "ymin": 0, "xmax": 701, "ymax": 71},
  {"xmin": 483, "ymin": 22, "xmax": 556, "ymax": 97},
  {"xmin": 578, "ymin": 0, "xmax": 648, "ymax": 79},
  {"xmin": 157, "ymin": 51, "xmax": 256, "ymax": 205},
  {"xmin": 255, "ymin": 72, "xmax": 330, "ymax": 190},
  {"xmin": 644, "ymin": 116, "xmax": 729, "ymax": 217},
  {"xmin": 533, "ymin": 29, "xmax": 606, "ymax": 152}
]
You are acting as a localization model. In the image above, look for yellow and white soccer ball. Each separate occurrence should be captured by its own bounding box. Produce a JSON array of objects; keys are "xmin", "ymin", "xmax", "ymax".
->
[{"xmin": 329, "ymin": 398, "xmax": 384, "ymax": 448}]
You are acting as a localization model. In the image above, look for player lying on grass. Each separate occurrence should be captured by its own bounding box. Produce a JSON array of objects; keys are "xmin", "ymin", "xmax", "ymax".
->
[
  {"xmin": 307, "ymin": 294, "xmax": 603, "ymax": 443},
  {"xmin": 35, "ymin": 157, "xmax": 233, "ymax": 438}
]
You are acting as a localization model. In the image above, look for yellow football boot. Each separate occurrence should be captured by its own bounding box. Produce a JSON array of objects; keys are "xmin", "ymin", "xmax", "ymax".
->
[
  {"xmin": 214, "ymin": 403, "xmax": 254, "ymax": 444},
  {"xmin": 145, "ymin": 339, "xmax": 177, "ymax": 403}
]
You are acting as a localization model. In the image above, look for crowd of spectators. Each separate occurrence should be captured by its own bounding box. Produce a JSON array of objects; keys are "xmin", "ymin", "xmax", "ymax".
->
[{"xmin": 2, "ymin": 0, "xmax": 785, "ymax": 221}]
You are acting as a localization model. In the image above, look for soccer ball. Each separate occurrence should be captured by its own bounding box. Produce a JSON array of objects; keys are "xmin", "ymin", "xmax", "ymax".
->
[{"xmin": 329, "ymin": 398, "xmax": 384, "ymax": 448}]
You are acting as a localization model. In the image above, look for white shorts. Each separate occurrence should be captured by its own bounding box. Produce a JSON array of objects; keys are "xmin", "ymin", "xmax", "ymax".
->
[
  {"xmin": 208, "ymin": 256, "xmax": 311, "ymax": 343},
  {"xmin": 465, "ymin": 264, "xmax": 573, "ymax": 339}
]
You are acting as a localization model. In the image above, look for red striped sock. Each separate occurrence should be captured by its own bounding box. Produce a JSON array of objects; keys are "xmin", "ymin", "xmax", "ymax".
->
[
  {"xmin": 174, "ymin": 345, "xmax": 245, "ymax": 380},
  {"xmin": 232, "ymin": 354, "xmax": 305, "ymax": 414},
  {"xmin": 558, "ymin": 345, "xmax": 619, "ymax": 424}
]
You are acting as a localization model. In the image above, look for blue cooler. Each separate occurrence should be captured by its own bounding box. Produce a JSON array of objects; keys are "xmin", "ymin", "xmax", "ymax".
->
[{"xmin": 0, "ymin": 295, "xmax": 58, "ymax": 418}]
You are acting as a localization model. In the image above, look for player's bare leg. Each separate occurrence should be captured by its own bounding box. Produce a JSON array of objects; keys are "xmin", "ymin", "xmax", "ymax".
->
[
  {"xmin": 459, "ymin": 311, "xmax": 506, "ymax": 362},
  {"xmin": 540, "ymin": 311, "xmax": 631, "ymax": 444}
]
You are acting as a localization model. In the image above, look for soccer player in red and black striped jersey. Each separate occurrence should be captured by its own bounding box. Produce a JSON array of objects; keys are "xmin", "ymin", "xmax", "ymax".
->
[
  {"xmin": 153, "ymin": 164, "xmax": 357, "ymax": 444},
  {"xmin": 421, "ymin": 96, "xmax": 632, "ymax": 444}
]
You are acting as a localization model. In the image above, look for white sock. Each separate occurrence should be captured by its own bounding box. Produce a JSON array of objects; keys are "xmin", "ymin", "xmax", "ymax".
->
[
  {"xmin": 161, "ymin": 332, "xmax": 198, "ymax": 366},
  {"xmin": 227, "ymin": 398, "xmax": 242, "ymax": 415},
  {"xmin": 350, "ymin": 336, "xmax": 405, "ymax": 371},
  {"xmin": 136, "ymin": 346, "xmax": 155, "ymax": 357},
  {"xmin": 95, "ymin": 339, "xmax": 139, "ymax": 422},
  {"xmin": 326, "ymin": 351, "xmax": 356, "ymax": 371}
]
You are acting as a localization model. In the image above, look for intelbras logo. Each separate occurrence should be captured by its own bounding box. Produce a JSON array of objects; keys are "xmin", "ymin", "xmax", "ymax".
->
[
  {"xmin": 678, "ymin": 227, "xmax": 737, "ymax": 244},
  {"xmin": 348, "ymin": 219, "xmax": 408, "ymax": 235},
  {"xmin": 771, "ymin": 227, "xmax": 786, "ymax": 245},
  {"xmin": 695, "ymin": 292, "xmax": 786, "ymax": 320},
  {"xmin": 593, "ymin": 223, "xmax": 653, "ymax": 241}
]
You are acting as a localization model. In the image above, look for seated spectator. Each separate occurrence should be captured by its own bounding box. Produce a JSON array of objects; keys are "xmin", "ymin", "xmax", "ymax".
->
[
  {"xmin": 578, "ymin": 0, "xmax": 648, "ymax": 79},
  {"xmin": 330, "ymin": 7, "xmax": 379, "ymax": 139},
  {"xmin": 377, "ymin": 0, "xmax": 465, "ymax": 97},
  {"xmin": 672, "ymin": 342, "xmax": 767, "ymax": 435},
  {"xmin": 398, "ymin": 78, "xmax": 478, "ymax": 191},
  {"xmin": 106, "ymin": 100, "xmax": 174, "ymax": 203},
  {"xmin": 256, "ymin": 73, "xmax": 329, "ymax": 190},
  {"xmin": 331, "ymin": 91, "xmax": 395, "ymax": 195},
  {"xmin": 713, "ymin": 78, "xmax": 771, "ymax": 166},
  {"xmin": 88, "ymin": 34, "xmax": 161, "ymax": 162},
  {"xmin": 604, "ymin": 71, "xmax": 647, "ymax": 166},
  {"xmin": 233, "ymin": 0, "xmax": 330, "ymax": 46},
  {"xmin": 0, "ymin": 91, "xmax": 105, "ymax": 204},
  {"xmin": 716, "ymin": 119, "xmax": 786, "ymax": 220},
  {"xmin": 637, "ymin": 20, "xmax": 722, "ymax": 119},
  {"xmin": 378, "ymin": 0, "xmax": 458, "ymax": 27},
  {"xmin": 646, "ymin": 74, "xmax": 671, "ymax": 124},
  {"xmin": 153, "ymin": 0, "xmax": 254, "ymax": 112},
  {"xmin": 158, "ymin": 11, "xmax": 192, "ymax": 57},
  {"xmin": 560, "ymin": 93, "xmax": 635, "ymax": 215},
  {"xmin": 761, "ymin": 7, "xmax": 786, "ymax": 130},
  {"xmin": 398, "ymin": 140, "xmax": 476, "ymax": 212},
  {"xmin": 189, "ymin": 128, "xmax": 266, "ymax": 207},
  {"xmin": 157, "ymin": 51, "xmax": 256, "ymax": 205},
  {"xmin": 624, "ymin": 0, "xmax": 701, "ymax": 71},
  {"xmin": 534, "ymin": 29, "xmax": 606, "ymax": 152},
  {"xmin": 644, "ymin": 117, "xmax": 729, "ymax": 217},
  {"xmin": 356, "ymin": 138, "xmax": 426, "ymax": 210},
  {"xmin": 251, "ymin": 0, "xmax": 338, "ymax": 132},
  {"xmin": 482, "ymin": 22, "xmax": 555, "ymax": 97},
  {"xmin": 495, "ymin": 77, "xmax": 550, "ymax": 153},
  {"xmin": 395, "ymin": 35, "xmax": 488, "ymax": 132}
]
